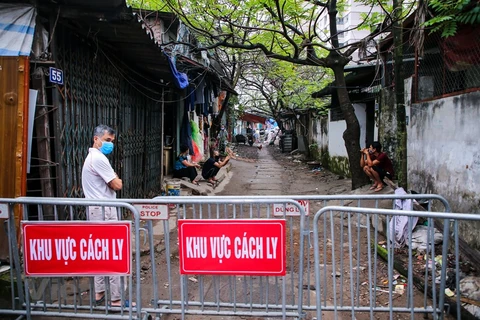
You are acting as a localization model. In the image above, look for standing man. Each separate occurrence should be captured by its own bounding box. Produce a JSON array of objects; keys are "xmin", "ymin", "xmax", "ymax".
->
[
  {"xmin": 360, "ymin": 141, "xmax": 394, "ymax": 192},
  {"xmin": 217, "ymin": 125, "xmax": 228, "ymax": 153},
  {"xmin": 82, "ymin": 124, "xmax": 126, "ymax": 307}
]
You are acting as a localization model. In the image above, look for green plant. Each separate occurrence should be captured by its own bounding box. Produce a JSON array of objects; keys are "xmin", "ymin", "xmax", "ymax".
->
[
  {"xmin": 309, "ymin": 143, "xmax": 320, "ymax": 160},
  {"xmin": 424, "ymin": 0, "xmax": 480, "ymax": 37}
]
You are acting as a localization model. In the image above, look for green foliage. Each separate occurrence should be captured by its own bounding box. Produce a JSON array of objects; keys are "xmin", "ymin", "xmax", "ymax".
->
[
  {"xmin": 424, "ymin": 0, "xmax": 480, "ymax": 37},
  {"xmin": 127, "ymin": 0, "xmax": 166, "ymax": 10},
  {"xmin": 358, "ymin": 11, "xmax": 390, "ymax": 31},
  {"xmin": 238, "ymin": 57, "xmax": 332, "ymax": 118}
]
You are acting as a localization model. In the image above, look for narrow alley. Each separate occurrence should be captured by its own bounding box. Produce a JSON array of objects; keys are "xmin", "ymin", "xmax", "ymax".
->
[
  {"xmin": 218, "ymin": 144, "xmax": 351, "ymax": 197},
  {"xmin": 147, "ymin": 144, "xmax": 452, "ymax": 320}
]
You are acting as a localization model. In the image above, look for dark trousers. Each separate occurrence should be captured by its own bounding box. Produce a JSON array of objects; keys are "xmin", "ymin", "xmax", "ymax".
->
[
  {"xmin": 173, "ymin": 167, "xmax": 197, "ymax": 182},
  {"xmin": 202, "ymin": 167, "xmax": 220, "ymax": 180}
]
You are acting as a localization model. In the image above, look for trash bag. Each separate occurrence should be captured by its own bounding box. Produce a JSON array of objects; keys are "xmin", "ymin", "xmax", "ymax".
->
[
  {"xmin": 389, "ymin": 188, "xmax": 418, "ymax": 248},
  {"xmin": 409, "ymin": 225, "xmax": 443, "ymax": 251}
]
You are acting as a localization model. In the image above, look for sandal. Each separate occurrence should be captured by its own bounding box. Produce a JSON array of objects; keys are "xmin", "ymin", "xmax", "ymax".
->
[
  {"xmin": 108, "ymin": 300, "xmax": 136, "ymax": 312},
  {"xmin": 369, "ymin": 185, "xmax": 377, "ymax": 190},
  {"xmin": 95, "ymin": 294, "xmax": 105, "ymax": 306},
  {"xmin": 192, "ymin": 181, "xmax": 200, "ymax": 186},
  {"xmin": 374, "ymin": 186, "xmax": 384, "ymax": 192}
]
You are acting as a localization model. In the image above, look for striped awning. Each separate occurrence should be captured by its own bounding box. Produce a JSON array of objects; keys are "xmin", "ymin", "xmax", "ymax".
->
[{"xmin": 0, "ymin": 3, "xmax": 36, "ymax": 56}]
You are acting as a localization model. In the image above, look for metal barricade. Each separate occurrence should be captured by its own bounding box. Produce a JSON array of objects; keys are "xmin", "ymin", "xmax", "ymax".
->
[
  {"xmin": 311, "ymin": 205, "xmax": 476, "ymax": 320},
  {"xmin": 0, "ymin": 197, "xmax": 143, "ymax": 320},
  {"xmin": 121, "ymin": 197, "xmax": 306, "ymax": 319},
  {"xmin": 213, "ymin": 194, "xmax": 453, "ymax": 320},
  {"xmin": 1, "ymin": 194, "xmax": 461, "ymax": 320}
]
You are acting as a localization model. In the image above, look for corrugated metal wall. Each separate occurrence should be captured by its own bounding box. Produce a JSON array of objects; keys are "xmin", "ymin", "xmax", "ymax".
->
[
  {"xmin": 0, "ymin": 56, "xmax": 28, "ymax": 259},
  {"xmin": 47, "ymin": 27, "xmax": 164, "ymax": 203}
]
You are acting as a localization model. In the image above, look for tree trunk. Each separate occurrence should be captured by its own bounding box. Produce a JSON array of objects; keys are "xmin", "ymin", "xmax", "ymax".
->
[
  {"xmin": 326, "ymin": 0, "xmax": 368, "ymax": 189},
  {"xmin": 332, "ymin": 65, "xmax": 368, "ymax": 189},
  {"xmin": 393, "ymin": 0, "xmax": 408, "ymax": 189}
]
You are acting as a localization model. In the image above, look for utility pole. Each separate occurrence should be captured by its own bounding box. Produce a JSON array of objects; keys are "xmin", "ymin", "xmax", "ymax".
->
[{"xmin": 393, "ymin": 0, "xmax": 407, "ymax": 189}]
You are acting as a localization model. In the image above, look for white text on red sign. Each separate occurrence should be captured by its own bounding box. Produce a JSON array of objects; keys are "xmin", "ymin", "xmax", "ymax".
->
[
  {"xmin": 186, "ymin": 235, "xmax": 279, "ymax": 260},
  {"xmin": 22, "ymin": 222, "xmax": 131, "ymax": 276},
  {"xmin": 273, "ymin": 200, "xmax": 309, "ymax": 216},
  {"xmin": 178, "ymin": 219, "xmax": 286, "ymax": 276},
  {"xmin": 28, "ymin": 238, "xmax": 125, "ymax": 262}
]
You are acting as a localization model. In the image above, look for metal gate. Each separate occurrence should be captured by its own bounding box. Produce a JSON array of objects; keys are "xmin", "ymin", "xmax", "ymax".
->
[
  {"xmin": 120, "ymin": 197, "xmax": 308, "ymax": 319},
  {"xmin": 311, "ymin": 205, "xmax": 480, "ymax": 320},
  {"xmin": 0, "ymin": 197, "xmax": 143, "ymax": 320},
  {"xmin": 2, "ymin": 194, "xmax": 474, "ymax": 320}
]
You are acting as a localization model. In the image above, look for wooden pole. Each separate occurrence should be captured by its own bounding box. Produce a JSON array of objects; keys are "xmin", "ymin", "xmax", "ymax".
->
[{"xmin": 160, "ymin": 85, "xmax": 165, "ymax": 190}]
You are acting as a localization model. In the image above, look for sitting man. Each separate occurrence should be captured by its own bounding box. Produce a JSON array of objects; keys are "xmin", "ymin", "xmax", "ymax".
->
[
  {"xmin": 202, "ymin": 148, "xmax": 233, "ymax": 184},
  {"xmin": 360, "ymin": 141, "xmax": 394, "ymax": 192},
  {"xmin": 173, "ymin": 144, "xmax": 201, "ymax": 185}
]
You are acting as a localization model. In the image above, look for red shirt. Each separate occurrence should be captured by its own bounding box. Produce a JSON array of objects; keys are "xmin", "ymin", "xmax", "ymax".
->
[{"xmin": 375, "ymin": 152, "xmax": 394, "ymax": 176}]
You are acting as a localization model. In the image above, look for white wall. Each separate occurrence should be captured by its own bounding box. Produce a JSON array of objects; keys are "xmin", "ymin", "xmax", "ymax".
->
[
  {"xmin": 318, "ymin": 2, "xmax": 387, "ymax": 62},
  {"xmin": 312, "ymin": 117, "xmax": 328, "ymax": 151},
  {"xmin": 409, "ymin": 91, "xmax": 480, "ymax": 213},
  {"xmin": 409, "ymin": 91, "xmax": 480, "ymax": 246},
  {"xmin": 328, "ymin": 103, "xmax": 367, "ymax": 157}
]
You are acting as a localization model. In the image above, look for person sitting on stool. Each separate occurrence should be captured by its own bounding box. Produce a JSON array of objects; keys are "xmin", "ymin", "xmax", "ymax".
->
[{"xmin": 173, "ymin": 145, "xmax": 200, "ymax": 185}]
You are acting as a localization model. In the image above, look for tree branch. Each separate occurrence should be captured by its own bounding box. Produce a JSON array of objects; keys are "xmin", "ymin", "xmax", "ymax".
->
[{"xmin": 307, "ymin": 0, "xmax": 328, "ymax": 7}]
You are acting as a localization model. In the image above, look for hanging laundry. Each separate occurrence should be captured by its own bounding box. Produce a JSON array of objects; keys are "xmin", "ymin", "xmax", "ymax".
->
[
  {"xmin": 165, "ymin": 53, "xmax": 189, "ymax": 89},
  {"xmin": 195, "ymin": 78, "xmax": 206, "ymax": 104},
  {"xmin": 389, "ymin": 187, "xmax": 418, "ymax": 248}
]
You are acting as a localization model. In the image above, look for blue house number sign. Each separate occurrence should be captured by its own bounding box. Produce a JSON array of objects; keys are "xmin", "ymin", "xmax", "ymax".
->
[{"xmin": 49, "ymin": 67, "xmax": 64, "ymax": 85}]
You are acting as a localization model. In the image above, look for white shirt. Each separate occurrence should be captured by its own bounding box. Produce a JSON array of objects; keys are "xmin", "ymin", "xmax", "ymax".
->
[{"xmin": 81, "ymin": 148, "xmax": 117, "ymax": 199}]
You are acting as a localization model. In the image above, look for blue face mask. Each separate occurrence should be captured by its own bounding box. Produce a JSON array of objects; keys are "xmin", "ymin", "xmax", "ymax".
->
[{"xmin": 99, "ymin": 141, "xmax": 114, "ymax": 155}]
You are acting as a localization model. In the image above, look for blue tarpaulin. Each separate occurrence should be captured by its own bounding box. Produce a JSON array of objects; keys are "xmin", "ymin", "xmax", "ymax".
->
[
  {"xmin": 0, "ymin": 4, "xmax": 36, "ymax": 56},
  {"xmin": 165, "ymin": 53, "xmax": 189, "ymax": 89}
]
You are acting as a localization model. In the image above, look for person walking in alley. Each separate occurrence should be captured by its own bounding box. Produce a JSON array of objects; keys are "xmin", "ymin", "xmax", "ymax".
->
[
  {"xmin": 217, "ymin": 125, "xmax": 228, "ymax": 153},
  {"xmin": 173, "ymin": 144, "xmax": 201, "ymax": 184},
  {"xmin": 360, "ymin": 141, "xmax": 394, "ymax": 192},
  {"xmin": 81, "ymin": 124, "xmax": 131, "ymax": 308}
]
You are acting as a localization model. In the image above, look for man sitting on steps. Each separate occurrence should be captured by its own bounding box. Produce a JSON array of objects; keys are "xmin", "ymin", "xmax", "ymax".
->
[
  {"xmin": 202, "ymin": 147, "xmax": 234, "ymax": 185},
  {"xmin": 360, "ymin": 141, "xmax": 394, "ymax": 192}
]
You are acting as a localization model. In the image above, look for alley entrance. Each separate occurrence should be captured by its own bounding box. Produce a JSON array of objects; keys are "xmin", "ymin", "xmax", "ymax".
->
[{"xmin": 150, "ymin": 144, "xmax": 451, "ymax": 320}]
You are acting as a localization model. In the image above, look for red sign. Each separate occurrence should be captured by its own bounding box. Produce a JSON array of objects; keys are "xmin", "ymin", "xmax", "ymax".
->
[
  {"xmin": 22, "ymin": 221, "xmax": 131, "ymax": 277},
  {"xmin": 178, "ymin": 219, "xmax": 286, "ymax": 276}
]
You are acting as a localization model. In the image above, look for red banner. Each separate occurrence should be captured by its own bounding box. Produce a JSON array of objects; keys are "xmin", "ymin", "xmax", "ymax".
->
[
  {"xmin": 22, "ymin": 221, "xmax": 131, "ymax": 276},
  {"xmin": 178, "ymin": 219, "xmax": 286, "ymax": 275}
]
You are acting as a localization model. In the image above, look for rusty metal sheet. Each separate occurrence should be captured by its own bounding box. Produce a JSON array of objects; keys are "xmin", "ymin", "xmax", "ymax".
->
[{"xmin": 0, "ymin": 56, "xmax": 28, "ymax": 259}]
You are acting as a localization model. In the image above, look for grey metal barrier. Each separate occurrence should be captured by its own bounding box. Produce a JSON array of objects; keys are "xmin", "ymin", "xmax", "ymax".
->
[
  {"xmin": 312, "ymin": 205, "xmax": 476, "ymax": 320},
  {"xmin": 120, "ymin": 194, "xmax": 451, "ymax": 320},
  {"xmin": 120, "ymin": 197, "xmax": 306, "ymax": 320},
  {"xmin": 206, "ymin": 194, "xmax": 451, "ymax": 316},
  {"xmin": 0, "ymin": 197, "xmax": 143, "ymax": 320},
  {"xmin": 0, "ymin": 194, "xmax": 454, "ymax": 320},
  {"xmin": 219, "ymin": 194, "xmax": 451, "ymax": 311}
]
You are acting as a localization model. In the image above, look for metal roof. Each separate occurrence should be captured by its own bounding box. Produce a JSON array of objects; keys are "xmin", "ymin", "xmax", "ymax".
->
[
  {"xmin": 32, "ymin": 0, "xmax": 233, "ymax": 91},
  {"xmin": 240, "ymin": 112, "xmax": 268, "ymax": 123},
  {"xmin": 34, "ymin": 1, "xmax": 176, "ymax": 85},
  {"xmin": 311, "ymin": 64, "xmax": 376, "ymax": 98}
]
